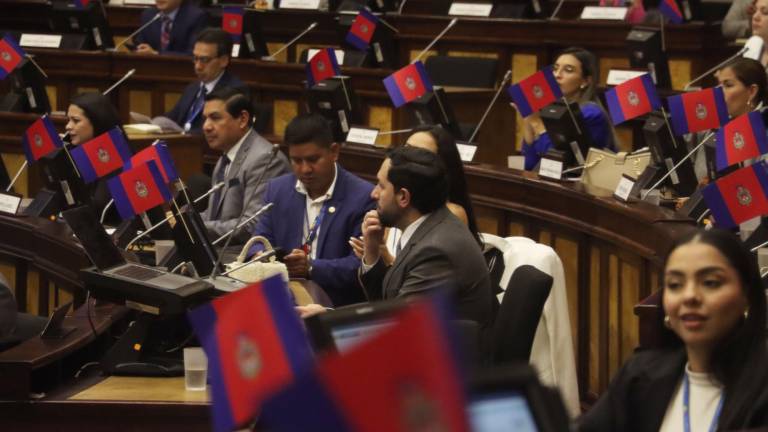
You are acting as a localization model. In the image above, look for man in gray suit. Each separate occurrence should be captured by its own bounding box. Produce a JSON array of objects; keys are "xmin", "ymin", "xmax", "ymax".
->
[
  {"xmin": 201, "ymin": 87, "xmax": 290, "ymax": 243},
  {"xmin": 359, "ymin": 146, "xmax": 493, "ymax": 327}
]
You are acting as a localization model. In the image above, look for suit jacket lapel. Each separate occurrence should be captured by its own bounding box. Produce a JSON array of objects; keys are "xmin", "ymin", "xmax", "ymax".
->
[
  {"xmin": 633, "ymin": 349, "xmax": 686, "ymax": 432},
  {"xmin": 213, "ymin": 132, "xmax": 252, "ymax": 218}
]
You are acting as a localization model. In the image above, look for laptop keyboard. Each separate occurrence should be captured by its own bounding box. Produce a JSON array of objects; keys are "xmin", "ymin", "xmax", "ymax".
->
[{"xmin": 112, "ymin": 265, "xmax": 166, "ymax": 281}]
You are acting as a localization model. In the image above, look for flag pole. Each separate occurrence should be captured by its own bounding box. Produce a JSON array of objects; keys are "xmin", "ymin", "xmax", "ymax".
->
[
  {"xmin": 660, "ymin": 106, "xmax": 680, "ymax": 149},
  {"xmin": 412, "ymin": 18, "xmax": 458, "ymax": 64},
  {"xmin": 5, "ymin": 161, "xmax": 28, "ymax": 192},
  {"xmin": 641, "ymin": 130, "xmax": 716, "ymax": 200}
]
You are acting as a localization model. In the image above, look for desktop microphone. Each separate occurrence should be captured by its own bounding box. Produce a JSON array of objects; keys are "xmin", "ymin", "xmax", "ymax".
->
[
  {"xmin": 262, "ymin": 22, "xmax": 318, "ymax": 61},
  {"xmin": 212, "ymin": 203, "xmax": 274, "ymax": 246},
  {"xmin": 112, "ymin": 13, "xmax": 162, "ymax": 52},
  {"xmin": 412, "ymin": 18, "xmax": 458, "ymax": 64},
  {"xmin": 549, "ymin": 0, "xmax": 567, "ymax": 19},
  {"xmin": 683, "ymin": 37, "xmax": 759, "ymax": 90},
  {"xmin": 467, "ymin": 70, "xmax": 512, "ymax": 144}
]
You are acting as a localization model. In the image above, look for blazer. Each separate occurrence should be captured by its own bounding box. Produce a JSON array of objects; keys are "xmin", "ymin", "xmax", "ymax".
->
[
  {"xmin": 202, "ymin": 130, "xmax": 290, "ymax": 243},
  {"xmin": 251, "ymin": 166, "xmax": 375, "ymax": 306},
  {"xmin": 578, "ymin": 348, "xmax": 768, "ymax": 432},
  {"xmin": 164, "ymin": 70, "xmax": 246, "ymax": 133},
  {"xmin": 133, "ymin": 2, "xmax": 208, "ymax": 55},
  {"xmin": 360, "ymin": 206, "xmax": 494, "ymax": 328}
]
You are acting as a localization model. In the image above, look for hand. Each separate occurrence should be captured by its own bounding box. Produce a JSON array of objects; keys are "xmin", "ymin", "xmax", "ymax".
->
[
  {"xmin": 348, "ymin": 236, "xmax": 364, "ymax": 258},
  {"xmin": 283, "ymin": 248, "xmax": 310, "ymax": 279},
  {"xmin": 136, "ymin": 44, "xmax": 158, "ymax": 55},
  {"xmin": 361, "ymin": 210, "xmax": 384, "ymax": 265},
  {"xmin": 295, "ymin": 303, "xmax": 327, "ymax": 319}
]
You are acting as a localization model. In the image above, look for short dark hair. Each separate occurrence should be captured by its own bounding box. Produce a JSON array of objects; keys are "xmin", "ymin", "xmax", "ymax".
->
[
  {"xmin": 70, "ymin": 92, "xmax": 122, "ymax": 136},
  {"xmin": 194, "ymin": 27, "xmax": 233, "ymax": 59},
  {"xmin": 205, "ymin": 86, "xmax": 253, "ymax": 126},
  {"xmin": 283, "ymin": 113, "xmax": 334, "ymax": 148},
  {"xmin": 387, "ymin": 146, "xmax": 448, "ymax": 215}
]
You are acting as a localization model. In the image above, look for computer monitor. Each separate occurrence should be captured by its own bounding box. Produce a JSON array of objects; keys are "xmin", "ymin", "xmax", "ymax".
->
[
  {"xmin": 49, "ymin": 0, "xmax": 115, "ymax": 50},
  {"xmin": 409, "ymin": 87, "xmax": 464, "ymax": 140},
  {"xmin": 24, "ymin": 147, "xmax": 90, "ymax": 217},
  {"xmin": 626, "ymin": 26, "xmax": 671, "ymax": 89},
  {"xmin": 0, "ymin": 57, "xmax": 52, "ymax": 114},
  {"xmin": 307, "ymin": 76, "xmax": 362, "ymax": 142},
  {"xmin": 236, "ymin": 8, "xmax": 269, "ymax": 59},
  {"xmin": 337, "ymin": 11, "xmax": 397, "ymax": 69},
  {"xmin": 539, "ymin": 100, "xmax": 593, "ymax": 167},
  {"xmin": 642, "ymin": 111, "xmax": 698, "ymax": 196},
  {"xmin": 162, "ymin": 204, "xmax": 222, "ymax": 277}
]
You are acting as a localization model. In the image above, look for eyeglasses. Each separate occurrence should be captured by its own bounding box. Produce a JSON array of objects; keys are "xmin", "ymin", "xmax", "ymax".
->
[{"xmin": 193, "ymin": 56, "xmax": 217, "ymax": 65}]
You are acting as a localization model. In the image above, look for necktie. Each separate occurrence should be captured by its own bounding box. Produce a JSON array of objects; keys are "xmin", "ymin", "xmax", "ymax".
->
[
  {"xmin": 209, "ymin": 155, "xmax": 230, "ymax": 219},
  {"xmin": 184, "ymin": 85, "xmax": 206, "ymax": 132},
  {"xmin": 160, "ymin": 16, "xmax": 172, "ymax": 51},
  {"xmin": 395, "ymin": 239, "xmax": 403, "ymax": 256}
]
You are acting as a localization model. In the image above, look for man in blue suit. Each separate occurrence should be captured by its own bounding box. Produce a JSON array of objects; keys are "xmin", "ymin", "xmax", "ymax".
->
[
  {"xmin": 251, "ymin": 114, "xmax": 375, "ymax": 306},
  {"xmin": 164, "ymin": 28, "xmax": 246, "ymax": 133},
  {"xmin": 133, "ymin": 0, "xmax": 208, "ymax": 55}
]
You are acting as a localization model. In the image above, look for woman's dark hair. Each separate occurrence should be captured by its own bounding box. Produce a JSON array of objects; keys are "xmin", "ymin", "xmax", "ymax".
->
[
  {"xmin": 69, "ymin": 93, "xmax": 122, "ymax": 137},
  {"xmin": 658, "ymin": 228, "xmax": 768, "ymax": 430},
  {"xmin": 556, "ymin": 47, "xmax": 599, "ymax": 104},
  {"xmin": 720, "ymin": 57, "xmax": 768, "ymax": 108}
]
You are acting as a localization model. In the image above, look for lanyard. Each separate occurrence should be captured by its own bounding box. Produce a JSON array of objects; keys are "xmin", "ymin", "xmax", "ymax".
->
[
  {"xmin": 683, "ymin": 372, "xmax": 724, "ymax": 432},
  {"xmin": 302, "ymin": 201, "xmax": 329, "ymax": 254},
  {"xmin": 184, "ymin": 86, "xmax": 206, "ymax": 131}
]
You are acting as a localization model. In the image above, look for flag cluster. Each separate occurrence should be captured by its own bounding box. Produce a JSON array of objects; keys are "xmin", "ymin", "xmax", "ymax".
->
[{"xmin": 306, "ymin": 48, "xmax": 341, "ymax": 87}]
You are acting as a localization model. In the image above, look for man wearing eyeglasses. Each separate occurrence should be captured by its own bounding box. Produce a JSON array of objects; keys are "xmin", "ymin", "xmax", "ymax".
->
[{"xmin": 163, "ymin": 28, "xmax": 247, "ymax": 134}]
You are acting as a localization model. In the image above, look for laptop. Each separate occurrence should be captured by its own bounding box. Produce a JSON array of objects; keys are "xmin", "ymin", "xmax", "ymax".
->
[{"xmin": 40, "ymin": 301, "xmax": 76, "ymax": 340}]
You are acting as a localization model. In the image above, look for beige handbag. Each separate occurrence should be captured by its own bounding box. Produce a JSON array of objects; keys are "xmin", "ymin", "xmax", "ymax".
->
[
  {"xmin": 580, "ymin": 148, "xmax": 651, "ymax": 192},
  {"xmin": 226, "ymin": 236, "xmax": 289, "ymax": 283}
]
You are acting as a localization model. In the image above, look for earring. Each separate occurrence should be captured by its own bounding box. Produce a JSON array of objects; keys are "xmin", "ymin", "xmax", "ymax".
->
[
  {"xmin": 580, "ymin": 84, "xmax": 587, "ymax": 89},
  {"xmin": 664, "ymin": 315, "xmax": 671, "ymax": 328},
  {"xmin": 744, "ymin": 309, "xmax": 750, "ymax": 320}
]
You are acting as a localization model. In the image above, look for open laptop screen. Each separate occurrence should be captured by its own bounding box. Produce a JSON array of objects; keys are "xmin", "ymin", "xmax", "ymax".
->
[
  {"xmin": 468, "ymin": 391, "xmax": 539, "ymax": 432},
  {"xmin": 62, "ymin": 206, "xmax": 125, "ymax": 270},
  {"xmin": 330, "ymin": 318, "xmax": 397, "ymax": 354}
]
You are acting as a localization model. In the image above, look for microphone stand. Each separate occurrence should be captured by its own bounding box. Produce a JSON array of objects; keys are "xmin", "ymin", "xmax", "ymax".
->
[
  {"xmin": 112, "ymin": 13, "xmax": 162, "ymax": 51},
  {"xmin": 549, "ymin": 0, "xmax": 566, "ymax": 19},
  {"xmin": 683, "ymin": 47, "xmax": 748, "ymax": 90},
  {"xmin": 640, "ymin": 130, "xmax": 715, "ymax": 200},
  {"xmin": 262, "ymin": 22, "xmax": 318, "ymax": 61},
  {"xmin": 211, "ymin": 203, "xmax": 274, "ymax": 245},
  {"xmin": 467, "ymin": 70, "xmax": 512, "ymax": 144},
  {"xmin": 412, "ymin": 18, "xmax": 458, "ymax": 64}
]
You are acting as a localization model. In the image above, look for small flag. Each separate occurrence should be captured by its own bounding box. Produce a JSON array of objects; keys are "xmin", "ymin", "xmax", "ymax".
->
[
  {"xmin": 128, "ymin": 141, "xmax": 179, "ymax": 184},
  {"xmin": 222, "ymin": 7, "xmax": 244, "ymax": 42},
  {"xmin": 107, "ymin": 160, "xmax": 172, "ymax": 220},
  {"xmin": 605, "ymin": 74, "xmax": 661, "ymax": 125},
  {"xmin": 260, "ymin": 298, "xmax": 469, "ymax": 432},
  {"xmin": 0, "ymin": 35, "xmax": 25, "ymax": 80},
  {"xmin": 73, "ymin": 0, "xmax": 91, "ymax": 9},
  {"xmin": 22, "ymin": 115, "xmax": 64, "ymax": 164},
  {"xmin": 668, "ymin": 87, "xmax": 729, "ymax": 136},
  {"xmin": 715, "ymin": 111, "xmax": 768, "ymax": 172},
  {"xmin": 659, "ymin": 0, "xmax": 684, "ymax": 24},
  {"xmin": 345, "ymin": 9, "xmax": 378, "ymax": 52},
  {"xmin": 507, "ymin": 66, "xmax": 562, "ymax": 118},
  {"xmin": 70, "ymin": 127, "xmax": 132, "ymax": 183},
  {"xmin": 702, "ymin": 162, "xmax": 768, "ymax": 228},
  {"xmin": 306, "ymin": 48, "xmax": 341, "ymax": 87},
  {"xmin": 383, "ymin": 61, "xmax": 433, "ymax": 108},
  {"xmin": 188, "ymin": 275, "xmax": 315, "ymax": 432}
]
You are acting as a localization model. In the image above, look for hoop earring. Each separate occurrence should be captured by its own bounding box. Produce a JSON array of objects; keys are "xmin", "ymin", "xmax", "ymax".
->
[
  {"xmin": 664, "ymin": 315, "xmax": 671, "ymax": 328},
  {"xmin": 744, "ymin": 309, "xmax": 750, "ymax": 320}
]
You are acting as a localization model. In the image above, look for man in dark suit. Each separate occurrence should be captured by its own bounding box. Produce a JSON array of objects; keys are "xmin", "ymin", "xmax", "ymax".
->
[
  {"xmin": 165, "ymin": 28, "xmax": 245, "ymax": 133},
  {"xmin": 360, "ymin": 146, "xmax": 493, "ymax": 327},
  {"xmin": 133, "ymin": 0, "xmax": 208, "ymax": 55},
  {"xmin": 201, "ymin": 87, "xmax": 290, "ymax": 243},
  {"xmin": 250, "ymin": 114, "xmax": 375, "ymax": 306}
]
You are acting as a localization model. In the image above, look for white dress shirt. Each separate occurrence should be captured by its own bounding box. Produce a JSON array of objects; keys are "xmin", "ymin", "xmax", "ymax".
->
[{"xmin": 295, "ymin": 163, "xmax": 338, "ymax": 259}]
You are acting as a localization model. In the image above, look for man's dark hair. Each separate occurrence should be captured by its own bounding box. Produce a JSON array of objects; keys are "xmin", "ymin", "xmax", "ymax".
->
[
  {"xmin": 283, "ymin": 113, "xmax": 334, "ymax": 148},
  {"xmin": 205, "ymin": 86, "xmax": 253, "ymax": 126},
  {"xmin": 387, "ymin": 146, "xmax": 448, "ymax": 215},
  {"xmin": 195, "ymin": 27, "xmax": 233, "ymax": 59}
]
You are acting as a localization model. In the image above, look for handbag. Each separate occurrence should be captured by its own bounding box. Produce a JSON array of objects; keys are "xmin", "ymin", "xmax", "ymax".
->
[
  {"xmin": 225, "ymin": 236, "xmax": 289, "ymax": 284},
  {"xmin": 579, "ymin": 148, "xmax": 651, "ymax": 192}
]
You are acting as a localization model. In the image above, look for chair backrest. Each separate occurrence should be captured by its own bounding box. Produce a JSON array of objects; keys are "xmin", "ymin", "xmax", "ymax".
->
[
  {"xmin": 491, "ymin": 265, "xmax": 552, "ymax": 364},
  {"xmin": 424, "ymin": 56, "xmax": 498, "ymax": 89}
]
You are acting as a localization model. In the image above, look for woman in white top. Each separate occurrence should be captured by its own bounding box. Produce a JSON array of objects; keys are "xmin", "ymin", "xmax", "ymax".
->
[{"xmin": 579, "ymin": 228, "xmax": 768, "ymax": 431}]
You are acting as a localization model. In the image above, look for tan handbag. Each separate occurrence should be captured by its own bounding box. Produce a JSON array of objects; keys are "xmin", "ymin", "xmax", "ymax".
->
[
  {"xmin": 225, "ymin": 236, "xmax": 289, "ymax": 283},
  {"xmin": 580, "ymin": 148, "xmax": 651, "ymax": 192}
]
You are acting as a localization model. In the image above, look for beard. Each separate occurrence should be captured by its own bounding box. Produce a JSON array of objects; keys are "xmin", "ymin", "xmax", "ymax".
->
[{"xmin": 377, "ymin": 206, "xmax": 399, "ymax": 228}]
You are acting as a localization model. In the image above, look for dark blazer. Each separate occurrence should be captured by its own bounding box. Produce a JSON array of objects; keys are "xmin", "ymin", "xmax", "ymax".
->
[
  {"xmin": 133, "ymin": 2, "xmax": 208, "ymax": 55},
  {"xmin": 164, "ymin": 70, "xmax": 246, "ymax": 133},
  {"xmin": 252, "ymin": 166, "xmax": 375, "ymax": 306},
  {"xmin": 360, "ymin": 206, "xmax": 494, "ymax": 328},
  {"xmin": 578, "ymin": 348, "xmax": 768, "ymax": 432}
]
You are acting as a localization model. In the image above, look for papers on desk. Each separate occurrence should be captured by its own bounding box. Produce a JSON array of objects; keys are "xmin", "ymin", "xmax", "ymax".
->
[{"xmin": 128, "ymin": 112, "xmax": 183, "ymax": 134}]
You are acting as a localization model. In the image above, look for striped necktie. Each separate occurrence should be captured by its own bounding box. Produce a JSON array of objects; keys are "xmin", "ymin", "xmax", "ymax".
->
[{"xmin": 160, "ymin": 16, "xmax": 172, "ymax": 51}]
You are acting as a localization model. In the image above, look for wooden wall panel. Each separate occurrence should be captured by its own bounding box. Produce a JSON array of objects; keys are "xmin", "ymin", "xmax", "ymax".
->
[
  {"xmin": 554, "ymin": 236, "xmax": 580, "ymax": 353},
  {"xmin": 620, "ymin": 260, "xmax": 640, "ymax": 364},
  {"xmin": 669, "ymin": 58, "xmax": 692, "ymax": 91},
  {"xmin": 588, "ymin": 245, "xmax": 601, "ymax": 396},
  {"xmin": 511, "ymin": 53, "xmax": 538, "ymax": 150},
  {"xmin": 608, "ymin": 254, "xmax": 620, "ymax": 380},
  {"xmin": 128, "ymin": 90, "xmax": 152, "ymax": 118},
  {"xmin": 273, "ymin": 99, "xmax": 298, "ymax": 137},
  {"xmin": 367, "ymin": 105, "xmax": 393, "ymax": 147}
]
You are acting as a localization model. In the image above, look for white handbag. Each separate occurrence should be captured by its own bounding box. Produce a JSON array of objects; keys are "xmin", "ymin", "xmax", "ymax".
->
[
  {"xmin": 580, "ymin": 148, "xmax": 651, "ymax": 192},
  {"xmin": 225, "ymin": 236, "xmax": 289, "ymax": 283}
]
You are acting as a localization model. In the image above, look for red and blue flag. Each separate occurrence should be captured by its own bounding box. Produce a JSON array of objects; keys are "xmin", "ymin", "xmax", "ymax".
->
[
  {"xmin": 668, "ymin": 87, "xmax": 728, "ymax": 136},
  {"xmin": 73, "ymin": 0, "xmax": 91, "ymax": 9},
  {"xmin": 222, "ymin": 7, "xmax": 244, "ymax": 42},
  {"xmin": 128, "ymin": 141, "xmax": 179, "ymax": 184},
  {"xmin": 0, "ymin": 35, "xmax": 25, "ymax": 80},
  {"xmin": 383, "ymin": 61, "xmax": 433, "ymax": 108},
  {"xmin": 22, "ymin": 115, "xmax": 63, "ymax": 164},
  {"xmin": 507, "ymin": 66, "xmax": 562, "ymax": 118},
  {"xmin": 605, "ymin": 73, "xmax": 661, "ymax": 125},
  {"xmin": 306, "ymin": 48, "xmax": 341, "ymax": 87},
  {"xmin": 70, "ymin": 127, "xmax": 132, "ymax": 184},
  {"xmin": 715, "ymin": 111, "xmax": 768, "ymax": 172},
  {"xmin": 345, "ymin": 9, "xmax": 378, "ymax": 51},
  {"xmin": 187, "ymin": 275, "xmax": 315, "ymax": 432},
  {"xmin": 260, "ymin": 298, "xmax": 470, "ymax": 432},
  {"xmin": 702, "ymin": 161, "xmax": 768, "ymax": 228},
  {"xmin": 107, "ymin": 160, "xmax": 172, "ymax": 220},
  {"xmin": 659, "ymin": 0, "xmax": 684, "ymax": 24}
]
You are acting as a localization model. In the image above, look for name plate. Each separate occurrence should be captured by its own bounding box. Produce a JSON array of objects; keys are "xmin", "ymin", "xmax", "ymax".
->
[
  {"xmin": 539, "ymin": 158, "xmax": 563, "ymax": 180},
  {"xmin": 613, "ymin": 174, "xmax": 636, "ymax": 202},
  {"xmin": 123, "ymin": 0, "xmax": 156, "ymax": 5},
  {"xmin": 456, "ymin": 142, "xmax": 478, "ymax": 162},
  {"xmin": 606, "ymin": 69, "xmax": 647, "ymax": 86},
  {"xmin": 19, "ymin": 34, "xmax": 62, "ymax": 49},
  {"xmin": 232, "ymin": 43, "xmax": 241, "ymax": 58},
  {"xmin": 580, "ymin": 6, "xmax": 628, "ymax": 20},
  {"xmin": 0, "ymin": 192, "xmax": 22, "ymax": 215},
  {"xmin": 307, "ymin": 48, "xmax": 345, "ymax": 65},
  {"xmin": 449, "ymin": 2, "xmax": 493, "ymax": 16},
  {"xmin": 346, "ymin": 127, "xmax": 379, "ymax": 146},
  {"xmin": 279, "ymin": 0, "xmax": 320, "ymax": 9}
]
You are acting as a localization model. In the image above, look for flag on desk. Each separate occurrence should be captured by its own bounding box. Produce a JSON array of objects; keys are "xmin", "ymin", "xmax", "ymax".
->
[
  {"xmin": 0, "ymin": 35, "xmax": 25, "ymax": 80},
  {"xmin": 187, "ymin": 275, "xmax": 315, "ymax": 432},
  {"xmin": 306, "ymin": 48, "xmax": 341, "ymax": 87},
  {"xmin": 22, "ymin": 115, "xmax": 63, "ymax": 164},
  {"xmin": 702, "ymin": 162, "xmax": 768, "ymax": 228},
  {"xmin": 108, "ymin": 160, "xmax": 172, "ymax": 220},
  {"xmin": 715, "ymin": 111, "xmax": 768, "ymax": 172},
  {"xmin": 128, "ymin": 141, "xmax": 179, "ymax": 184},
  {"xmin": 73, "ymin": 0, "xmax": 91, "ymax": 9},
  {"xmin": 222, "ymin": 7, "xmax": 244, "ymax": 42},
  {"xmin": 507, "ymin": 66, "xmax": 562, "ymax": 118},
  {"xmin": 659, "ymin": 0, "xmax": 684, "ymax": 24},
  {"xmin": 605, "ymin": 73, "xmax": 661, "ymax": 125},
  {"xmin": 668, "ymin": 87, "xmax": 729, "ymax": 136},
  {"xmin": 383, "ymin": 61, "xmax": 433, "ymax": 108},
  {"xmin": 260, "ymin": 297, "xmax": 470, "ymax": 432},
  {"xmin": 70, "ymin": 127, "xmax": 132, "ymax": 183},
  {"xmin": 346, "ymin": 9, "xmax": 378, "ymax": 52}
]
